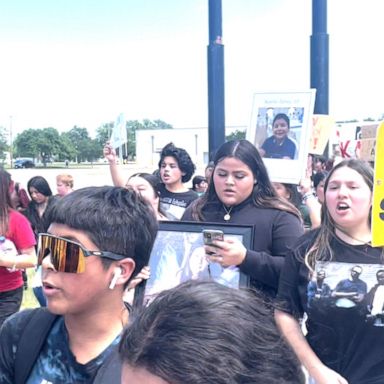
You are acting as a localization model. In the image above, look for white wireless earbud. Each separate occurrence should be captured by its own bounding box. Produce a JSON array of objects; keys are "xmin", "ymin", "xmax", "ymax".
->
[{"xmin": 109, "ymin": 267, "xmax": 122, "ymax": 290}]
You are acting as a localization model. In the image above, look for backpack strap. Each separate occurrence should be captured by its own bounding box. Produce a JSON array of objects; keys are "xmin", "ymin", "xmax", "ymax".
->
[
  {"xmin": 92, "ymin": 346, "xmax": 122, "ymax": 384},
  {"xmin": 14, "ymin": 308, "xmax": 58, "ymax": 384}
]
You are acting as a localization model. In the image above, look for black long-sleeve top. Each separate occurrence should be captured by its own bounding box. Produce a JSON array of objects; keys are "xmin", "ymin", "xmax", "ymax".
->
[{"xmin": 182, "ymin": 197, "xmax": 304, "ymax": 296}]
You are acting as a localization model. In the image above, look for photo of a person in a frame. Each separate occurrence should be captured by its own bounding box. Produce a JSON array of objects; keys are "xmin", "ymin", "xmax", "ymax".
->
[{"xmin": 259, "ymin": 113, "xmax": 297, "ymax": 159}]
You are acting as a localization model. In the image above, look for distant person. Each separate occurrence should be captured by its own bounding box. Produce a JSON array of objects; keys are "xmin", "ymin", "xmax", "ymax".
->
[
  {"xmin": 272, "ymin": 182, "xmax": 311, "ymax": 229},
  {"xmin": 0, "ymin": 169, "xmax": 36, "ymax": 328},
  {"xmin": 24, "ymin": 176, "xmax": 57, "ymax": 307},
  {"xmin": 119, "ymin": 280, "xmax": 305, "ymax": 384},
  {"xmin": 104, "ymin": 141, "xmax": 197, "ymax": 219},
  {"xmin": 9, "ymin": 180, "xmax": 30, "ymax": 212},
  {"xmin": 312, "ymin": 170, "xmax": 328, "ymax": 204},
  {"xmin": 259, "ymin": 113, "xmax": 297, "ymax": 159},
  {"xmin": 56, "ymin": 174, "xmax": 74, "ymax": 197},
  {"xmin": 191, "ymin": 175, "xmax": 208, "ymax": 196},
  {"xmin": 204, "ymin": 161, "xmax": 215, "ymax": 184},
  {"xmin": 103, "ymin": 145, "xmax": 167, "ymax": 220},
  {"xmin": 125, "ymin": 173, "xmax": 167, "ymax": 220},
  {"xmin": 157, "ymin": 142, "xmax": 198, "ymax": 220},
  {"xmin": 313, "ymin": 155, "xmax": 327, "ymax": 173}
]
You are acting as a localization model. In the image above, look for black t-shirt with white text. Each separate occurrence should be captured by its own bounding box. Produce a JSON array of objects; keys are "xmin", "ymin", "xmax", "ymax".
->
[{"xmin": 158, "ymin": 184, "xmax": 198, "ymax": 221}]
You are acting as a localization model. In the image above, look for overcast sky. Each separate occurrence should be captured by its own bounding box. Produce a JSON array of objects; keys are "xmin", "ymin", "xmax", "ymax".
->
[{"xmin": 0, "ymin": 0, "xmax": 383, "ymax": 138}]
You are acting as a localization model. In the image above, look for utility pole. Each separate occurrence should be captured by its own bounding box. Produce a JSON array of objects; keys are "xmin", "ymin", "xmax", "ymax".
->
[
  {"xmin": 9, "ymin": 116, "xmax": 13, "ymax": 168},
  {"xmin": 207, "ymin": 0, "xmax": 225, "ymax": 160}
]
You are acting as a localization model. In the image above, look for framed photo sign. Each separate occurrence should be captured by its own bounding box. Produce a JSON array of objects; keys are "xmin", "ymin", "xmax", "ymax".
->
[
  {"xmin": 141, "ymin": 221, "xmax": 253, "ymax": 306},
  {"xmin": 246, "ymin": 90, "xmax": 316, "ymax": 184}
]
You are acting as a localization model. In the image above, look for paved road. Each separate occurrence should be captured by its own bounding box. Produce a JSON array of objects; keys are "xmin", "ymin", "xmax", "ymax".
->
[{"xmin": 7, "ymin": 163, "xmax": 155, "ymax": 192}]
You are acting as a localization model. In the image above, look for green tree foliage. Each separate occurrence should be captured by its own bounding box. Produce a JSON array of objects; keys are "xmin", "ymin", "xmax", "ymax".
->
[
  {"xmin": 14, "ymin": 127, "xmax": 63, "ymax": 166},
  {"xmin": 96, "ymin": 119, "xmax": 173, "ymax": 160},
  {"xmin": 62, "ymin": 126, "xmax": 102, "ymax": 163},
  {"xmin": 14, "ymin": 129, "xmax": 39, "ymax": 158},
  {"xmin": 226, "ymin": 129, "xmax": 246, "ymax": 141},
  {"xmin": 0, "ymin": 126, "xmax": 9, "ymax": 161},
  {"xmin": 13, "ymin": 118, "xmax": 173, "ymax": 164},
  {"xmin": 95, "ymin": 123, "xmax": 113, "ymax": 147}
]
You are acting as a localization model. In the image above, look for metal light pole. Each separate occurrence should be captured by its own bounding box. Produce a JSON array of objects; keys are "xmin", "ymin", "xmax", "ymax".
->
[
  {"xmin": 310, "ymin": 0, "xmax": 329, "ymax": 115},
  {"xmin": 207, "ymin": 0, "xmax": 225, "ymax": 160}
]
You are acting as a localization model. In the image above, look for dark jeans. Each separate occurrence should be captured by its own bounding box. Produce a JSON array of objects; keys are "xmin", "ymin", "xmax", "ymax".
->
[{"xmin": 0, "ymin": 286, "xmax": 23, "ymax": 328}]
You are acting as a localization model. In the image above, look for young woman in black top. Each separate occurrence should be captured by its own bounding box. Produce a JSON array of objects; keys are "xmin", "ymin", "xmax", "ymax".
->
[
  {"xmin": 275, "ymin": 159, "xmax": 384, "ymax": 384},
  {"xmin": 182, "ymin": 139, "xmax": 304, "ymax": 296}
]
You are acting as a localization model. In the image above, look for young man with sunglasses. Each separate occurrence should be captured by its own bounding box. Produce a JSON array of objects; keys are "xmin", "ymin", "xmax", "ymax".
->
[{"xmin": 0, "ymin": 186, "xmax": 158, "ymax": 384}]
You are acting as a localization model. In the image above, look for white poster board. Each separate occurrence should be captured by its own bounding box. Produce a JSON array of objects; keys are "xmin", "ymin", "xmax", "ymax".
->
[{"xmin": 246, "ymin": 90, "xmax": 316, "ymax": 184}]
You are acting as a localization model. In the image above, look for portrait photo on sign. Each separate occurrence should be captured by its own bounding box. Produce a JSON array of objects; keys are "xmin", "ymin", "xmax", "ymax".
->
[
  {"xmin": 141, "ymin": 221, "xmax": 252, "ymax": 306},
  {"xmin": 246, "ymin": 90, "xmax": 316, "ymax": 184}
]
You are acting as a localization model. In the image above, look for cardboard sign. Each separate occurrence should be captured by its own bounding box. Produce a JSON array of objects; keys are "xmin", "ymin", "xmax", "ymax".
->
[
  {"xmin": 309, "ymin": 115, "xmax": 334, "ymax": 155},
  {"xmin": 372, "ymin": 121, "xmax": 384, "ymax": 247},
  {"xmin": 360, "ymin": 124, "xmax": 378, "ymax": 162}
]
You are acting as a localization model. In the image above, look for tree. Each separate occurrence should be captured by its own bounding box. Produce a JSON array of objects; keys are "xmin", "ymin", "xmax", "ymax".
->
[
  {"xmin": 62, "ymin": 126, "xmax": 102, "ymax": 163},
  {"xmin": 37, "ymin": 128, "xmax": 62, "ymax": 165},
  {"xmin": 96, "ymin": 119, "xmax": 173, "ymax": 160},
  {"xmin": 14, "ymin": 127, "xmax": 64, "ymax": 166},
  {"xmin": 0, "ymin": 126, "xmax": 9, "ymax": 162},
  {"xmin": 14, "ymin": 129, "xmax": 41, "ymax": 158},
  {"xmin": 226, "ymin": 130, "xmax": 246, "ymax": 141},
  {"xmin": 95, "ymin": 123, "xmax": 113, "ymax": 147},
  {"xmin": 58, "ymin": 133, "xmax": 77, "ymax": 161}
]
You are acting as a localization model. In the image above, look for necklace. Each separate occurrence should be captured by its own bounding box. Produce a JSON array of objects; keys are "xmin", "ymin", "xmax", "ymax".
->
[
  {"xmin": 223, "ymin": 205, "xmax": 233, "ymax": 221},
  {"xmin": 336, "ymin": 227, "xmax": 372, "ymax": 246}
]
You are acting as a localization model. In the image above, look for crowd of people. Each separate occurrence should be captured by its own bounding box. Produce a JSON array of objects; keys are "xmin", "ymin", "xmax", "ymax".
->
[{"xmin": 0, "ymin": 138, "xmax": 382, "ymax": 384}]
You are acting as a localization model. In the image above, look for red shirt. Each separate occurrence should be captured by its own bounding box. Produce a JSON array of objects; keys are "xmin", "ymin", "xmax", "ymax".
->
[{"xmin": 0, "ymin": 210, "xmax": 36, "ymax": 292}]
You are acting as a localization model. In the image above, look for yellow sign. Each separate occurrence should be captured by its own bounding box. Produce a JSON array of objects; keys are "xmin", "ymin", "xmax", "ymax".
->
[{"xmin": 372, "ymin": 121, "xmax": 384, "ymax": 247}]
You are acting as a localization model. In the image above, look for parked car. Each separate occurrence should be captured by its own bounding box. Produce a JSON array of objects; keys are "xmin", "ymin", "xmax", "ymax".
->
[{"xmin": 14, "ymin": 158, "xmax": 35, "ymax": 168}]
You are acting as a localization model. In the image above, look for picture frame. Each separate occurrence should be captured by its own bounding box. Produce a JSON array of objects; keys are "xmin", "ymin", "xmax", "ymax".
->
[
  {"xmin": 246, "ymin": 90, "xmax": 316, "ymax": 184},
  {"xmin": 140, "ymin": 221, "xmax": 253, "ymax": 306}
]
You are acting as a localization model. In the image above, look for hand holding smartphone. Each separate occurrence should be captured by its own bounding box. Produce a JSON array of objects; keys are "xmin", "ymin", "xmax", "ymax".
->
[
  {"xmin": 203, "ymin": 229, "xmax": 224, "ymax": 245},
  {"xmin": 202, "ymin": 230, "xmax": 224, "ymax": 256}
]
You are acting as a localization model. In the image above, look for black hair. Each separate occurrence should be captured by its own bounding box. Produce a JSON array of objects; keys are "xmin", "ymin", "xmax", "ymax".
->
[
  {"xmin": 24, "ymin": 176, "xmax": 54, "ymax": 234},
  {"xmin": 191, "ymin": 175, "xmax": 206, "ymax": 191},
  {"xmin": 119, "ymin": 280, "xmax": 304, "ymax": 384},
  {"xmin": 27, "ymin": 176, "xmax": 53, "ymax": 197},
  {"xmin": 158, "ymin": 142, "xmax": 196, "ymax": 183},
  {"xmin": 313, "ymin": 171, "xmax": 328, "ymax": 189},
  {"xmin": 314, "ymin": 155, "xmax": 327, "ymax": 165},
  {"xmin": 191, "ymin": 140, "xmax": 301, "ymax": 220},
  {"xmin": 128, "ymin": 172, "xmax": 166, "ymax": 217},
  {"xmin": 272, "ymin": 113, "xmax": 290, "ymax": 129},
  {"xmin": 45, "ymin": 186, "xmax": 158, "ymax": 281},
  {"xmin": 129, "ymin": 173, "xmax": 161, "ymax": 198}
]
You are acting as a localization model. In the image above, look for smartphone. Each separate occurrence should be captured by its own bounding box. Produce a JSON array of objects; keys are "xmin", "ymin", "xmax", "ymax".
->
[{"xmin": 202, "ymin": 229, "xmax": 224, "ymax": 246}]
